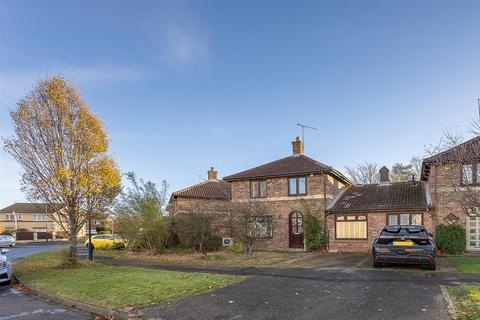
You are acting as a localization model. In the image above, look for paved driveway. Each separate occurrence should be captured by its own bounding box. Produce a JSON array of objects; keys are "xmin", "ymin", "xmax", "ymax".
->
[
  {"xmin": 141, "ymin": 267, "xmax": 453, "ymax": 320},
  {"xmin": 0, "ymin": 244, "xmax": 92, "ymax": 320}
]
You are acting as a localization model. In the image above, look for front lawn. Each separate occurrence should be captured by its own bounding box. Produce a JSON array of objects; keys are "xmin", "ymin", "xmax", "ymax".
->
[
  {"xmin": 98, "ymin": 249, "xmax": 299, "ymax": 268},
  {"xmin": 448, "ymin": 256, "xmax": 480, "ymax": 273},
  {"xmin": 14, "ymin": 252, "xmax": 246, "ymax": 309},
  {"xmin": 445, "ymin": 285, "xmax": 480, "ymax": 320}
]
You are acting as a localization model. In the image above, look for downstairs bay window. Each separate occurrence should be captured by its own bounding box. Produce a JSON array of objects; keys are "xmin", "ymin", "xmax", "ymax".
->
[{"xmin": 335, "ymin": 215, "xmax": 367, "ymax": 239}]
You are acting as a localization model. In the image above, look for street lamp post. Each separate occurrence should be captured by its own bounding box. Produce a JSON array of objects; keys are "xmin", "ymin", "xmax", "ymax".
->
[{"xmin": 88, "ymin": 218, "xmax": 93, "ymax": 261}]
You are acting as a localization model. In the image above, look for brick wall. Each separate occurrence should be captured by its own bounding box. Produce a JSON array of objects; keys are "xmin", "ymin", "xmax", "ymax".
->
[
  {"xmin": 426, "ymin": 163, "xmax": 475, "ymax": 228},
  {"xmin": 326, "ymin": 210, "xmax": 434, "ymax": 253},
  {"xmin": 172, "ymin": 173, "xmax": 346, "ymax": 251}
]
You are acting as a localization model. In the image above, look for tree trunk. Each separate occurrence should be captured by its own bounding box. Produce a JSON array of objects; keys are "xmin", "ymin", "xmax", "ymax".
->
[{"xmin": 68, "ymin": 224, "xmax": 78, "ymax": 265}]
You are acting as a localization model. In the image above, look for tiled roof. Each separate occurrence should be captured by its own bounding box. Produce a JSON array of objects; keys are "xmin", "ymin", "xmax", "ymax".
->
[
  {"xmin": 172, "ymin": 180, "xmax": 231, "ymax": 201},
  {"xmin": 223, "ymin": 154, "xmax": 350, "ymax": 183},
  {"xmin": 423, "ymin": 136, "xmax": 480, "ymax": 164},
  {"xmin": 327, "ymin": 181, "xmax": 431, "ymax": 213},
  {"xmin": 0, "ymin": 203, "xmax": 63, "ymax": 214},
  {"xmin": 422, "ymin": 136, "xmax": 480, "ymax": 180}
]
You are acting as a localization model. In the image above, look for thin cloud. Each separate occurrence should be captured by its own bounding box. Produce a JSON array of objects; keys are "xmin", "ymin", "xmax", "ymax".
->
[
  {"xmin": 150, "ymin": 4, "xmax": 210, "ymax": 68},
  {"xmin": 0, "ymin": 65, "xmax": 149, "ymax": 107}
]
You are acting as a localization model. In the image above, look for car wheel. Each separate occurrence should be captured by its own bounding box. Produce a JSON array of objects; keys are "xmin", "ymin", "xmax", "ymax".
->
[
  {"xmin": 373, "ymin": 259, "xmax": 381, "ymax": 268},
  {"xmin": 428, "ymin": 264, "xmax": 436, "ymax": 271},
  {"xmin": 10, "ymin": 242, "xmax": 15, "ymax": 247}
]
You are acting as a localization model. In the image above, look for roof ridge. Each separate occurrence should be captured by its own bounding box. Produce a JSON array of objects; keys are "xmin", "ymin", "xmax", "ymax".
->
[
  {"xmin": 223, "ymin": 155, "xmax": 296, "ymax": 179},
  {"xmin": 423, "ymin": 135, "xmax": 480, "ymax": 162},
  {"xmin": 172, "ymin": 180, "xmax": 211, "ymax": 195}
]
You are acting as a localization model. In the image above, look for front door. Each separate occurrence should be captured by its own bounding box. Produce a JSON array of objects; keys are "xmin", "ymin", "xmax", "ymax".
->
[
  {"xmin": 289, "ymin": 211, "xmax": 304, "ymax": 249},
  {"xmin": 467, "ymin": 216, "xmax": 480, "ymax": 251}
]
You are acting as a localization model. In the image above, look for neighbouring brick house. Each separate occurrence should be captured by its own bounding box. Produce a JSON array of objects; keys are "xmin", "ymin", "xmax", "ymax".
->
[
  {"xmin": 421, "ymin": 136, "xmax": 480, "ymax": 251},
  {"xmin": 170, "ymin": 168, "xmax": 233, "ymax": 236},
  {"xmin": 326, "ymin": 167, "xmax": 433, "ymax": 252},
  {"xmin": 170, "ymin": 137, "xmax": 351, "ymax": 250}
]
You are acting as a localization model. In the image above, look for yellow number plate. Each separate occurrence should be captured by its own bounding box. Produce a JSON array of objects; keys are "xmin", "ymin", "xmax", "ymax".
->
[{"xmin": 393, "ymin": 240, "xmax": 414, "ymax": 246}]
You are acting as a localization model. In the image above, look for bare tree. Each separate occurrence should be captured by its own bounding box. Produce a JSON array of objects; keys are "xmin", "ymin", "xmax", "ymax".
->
[
  {"xmin": 410, "ymin": 156, "xmax": 422, "ymax": 180},
  {"xmin": 345, "ymin": 162, "xmax": 379, "ymax": 184},
  {"xmin": 227, "ymin": 201, "xmax": 275, "ymax": 255}
]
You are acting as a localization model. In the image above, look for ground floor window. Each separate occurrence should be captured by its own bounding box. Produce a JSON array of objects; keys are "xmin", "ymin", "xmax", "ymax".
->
[
  {"xmin": 247, "ymin": 216, "xmax": 273, "ymax": 238},
  {"xmin": 387, "ymin": 213, "xmax": 422, "ymax": 226},
  {"xmin": 335, "ymin": 215, "xmax": 367, "ymax": 239},
  {"xmin": 467, "ymin": 216, "xmax": 480, "ymax": 250}
]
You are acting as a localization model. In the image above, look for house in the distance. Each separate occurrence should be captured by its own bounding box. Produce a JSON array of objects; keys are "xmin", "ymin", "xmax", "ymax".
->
[{"xmin": 0, "ymin": 203, "xmax": 59, "ymax": 233}]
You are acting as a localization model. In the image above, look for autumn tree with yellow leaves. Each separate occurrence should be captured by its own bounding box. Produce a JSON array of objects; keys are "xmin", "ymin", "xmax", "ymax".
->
[{"xmin": 3, "ymin": 76, "xmax": 121, "ymax": 265}]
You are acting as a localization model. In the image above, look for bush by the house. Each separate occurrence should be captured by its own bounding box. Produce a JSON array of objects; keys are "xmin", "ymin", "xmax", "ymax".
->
[
  {"xmin": 115, "ymin": 172, "xmax": 172, "ymax": 253},
  {"xmin": 173, "ymin": 209, "xmax": 221, "ymax": 254},
  {"xmin": 435, "ymin": 224, "xmax": 466, "ymax": 254},
  {"xmin": 304, "ymin": 214, "xmax": 327, "ymax": 250},
  {"xmin": 224, "ymin": 242, "xmax": 244, "ymax": 254}
]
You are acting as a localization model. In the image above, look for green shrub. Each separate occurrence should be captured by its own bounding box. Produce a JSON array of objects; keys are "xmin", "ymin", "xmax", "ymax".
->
[
  {"xmin": 435, "ymin": 224, "xmax": 466, "ymax": 254},
  {"xmin": 304, "ymin": 214, "xmax": 326, "ymax": 250},
  {"xmin": 96, "ymin": 226, "xmax": 112, "ymax": 234},
  {"xmin": 211, "ymin": 254, "xmax": 222, "ymax": 261},
  {"xmin": 224, "ymin": 242, "xmax": 244, "ymax": 254}
]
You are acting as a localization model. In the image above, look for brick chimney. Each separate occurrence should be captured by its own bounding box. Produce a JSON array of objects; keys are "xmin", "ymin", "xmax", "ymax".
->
[
  {"xmin": 208, "ymin": 167, "xmax": 218, "ymax": 181},
  {"xmin": 292, "ymin": 136, "xmax": 304, "ymax": 156},
  {"xmin": 379, "ymin": 166, "xmax": 390, "ymax": 183}
]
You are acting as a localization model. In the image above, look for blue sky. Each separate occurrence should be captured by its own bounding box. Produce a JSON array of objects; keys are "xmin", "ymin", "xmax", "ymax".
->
[{"xmin": 0, "ymin": 0, "xmax": 479, "ymax": 207}]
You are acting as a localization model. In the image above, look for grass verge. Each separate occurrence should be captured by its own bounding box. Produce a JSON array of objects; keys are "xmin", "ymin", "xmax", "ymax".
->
[
  {"xmin": 445, "ymin": 285, "xmax": 480, "ymax": 320},
  {"xmin": 448, "ymin": 256, "xmax": 480, "ymax": 273},
  {"xmin": 97, "ymin": 249, "xmax": 298, "ymax": 268},
  {"xmin": 15, "ymin": 251, "xmax": 246, "ymax": 309}
]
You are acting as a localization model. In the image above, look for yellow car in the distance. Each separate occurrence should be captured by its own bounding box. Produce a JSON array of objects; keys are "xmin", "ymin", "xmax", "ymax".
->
[{"xmin": 85, "ymin": 234, "xmax": 128, "ymax": 250}]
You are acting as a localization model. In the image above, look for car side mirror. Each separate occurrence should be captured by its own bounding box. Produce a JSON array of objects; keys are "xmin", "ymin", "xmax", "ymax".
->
[{"xmin": 1, "ymin": 249, "xmax": 9, "ymax": 254}]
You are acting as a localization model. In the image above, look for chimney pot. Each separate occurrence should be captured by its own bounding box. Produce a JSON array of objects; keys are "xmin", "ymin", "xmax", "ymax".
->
[
  {"xmin": 379, "ymin": 166, "xmax": 390, "ymax": 183},
  {"xmin": 292, "ymin": 136, "xmax": 304, "ymax": 155},
  {"xmin": 208, "ymin": 167, "xmax": 217, "ymax": 181}
]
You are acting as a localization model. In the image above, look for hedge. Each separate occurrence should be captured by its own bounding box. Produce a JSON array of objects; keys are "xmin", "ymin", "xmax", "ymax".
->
[{"xmin": 435, "ymin": 224, "xmax": 466, "ymax": 254}]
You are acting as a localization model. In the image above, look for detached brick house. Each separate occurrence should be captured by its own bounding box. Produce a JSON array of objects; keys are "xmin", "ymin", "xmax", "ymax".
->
[
  {"xmin": 170, "ymin": 137, "xmax": 351, "ymax": 250},
  {"xmin": 171, "ymin": 135, "xmax": 480, "ymax": 252},
  {"xmin": 326, "ymin": 167, "xmax": 433, "ymax": 252}
]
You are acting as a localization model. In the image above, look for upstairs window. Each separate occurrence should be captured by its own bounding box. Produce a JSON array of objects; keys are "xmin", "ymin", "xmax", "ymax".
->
[
  {"xmin": 251, "ymin": 180, "xmax": 267, "ymax": 198},
  {"xmin": 33, "ymin": 214, "xmax": 47, "ymax": 221},
  {"xmin": 463, "ymin": 164, "xmax": 474, "ymax": 185},
  {"xmin": 4, "ymin": 214, "xmax": 14, "ymax": 221},
  {"xmin": 288, "ymin": 177, "xmax": 307, "ymax": 196}
]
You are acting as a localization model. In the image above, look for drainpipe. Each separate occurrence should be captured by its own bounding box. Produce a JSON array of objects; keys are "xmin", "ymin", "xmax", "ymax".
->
[{"xmin": 323, "ymin": 173, "xmax": 328, "ymax": 249}]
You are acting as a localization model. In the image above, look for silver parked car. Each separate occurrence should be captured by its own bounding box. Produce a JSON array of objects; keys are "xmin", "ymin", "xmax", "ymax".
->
[
  {"xmin": 0, "ymin": 249, "xmax": 12, "ymax": 285},
  {"xmin": 0, "ymin": 235, "xmax": 15, "ymax": 247}
]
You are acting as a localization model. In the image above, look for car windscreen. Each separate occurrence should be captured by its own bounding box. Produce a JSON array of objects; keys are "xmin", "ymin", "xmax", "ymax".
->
[{"xmin": 380, "ymin": 227, "xmax": 428, "ymax": 237}]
